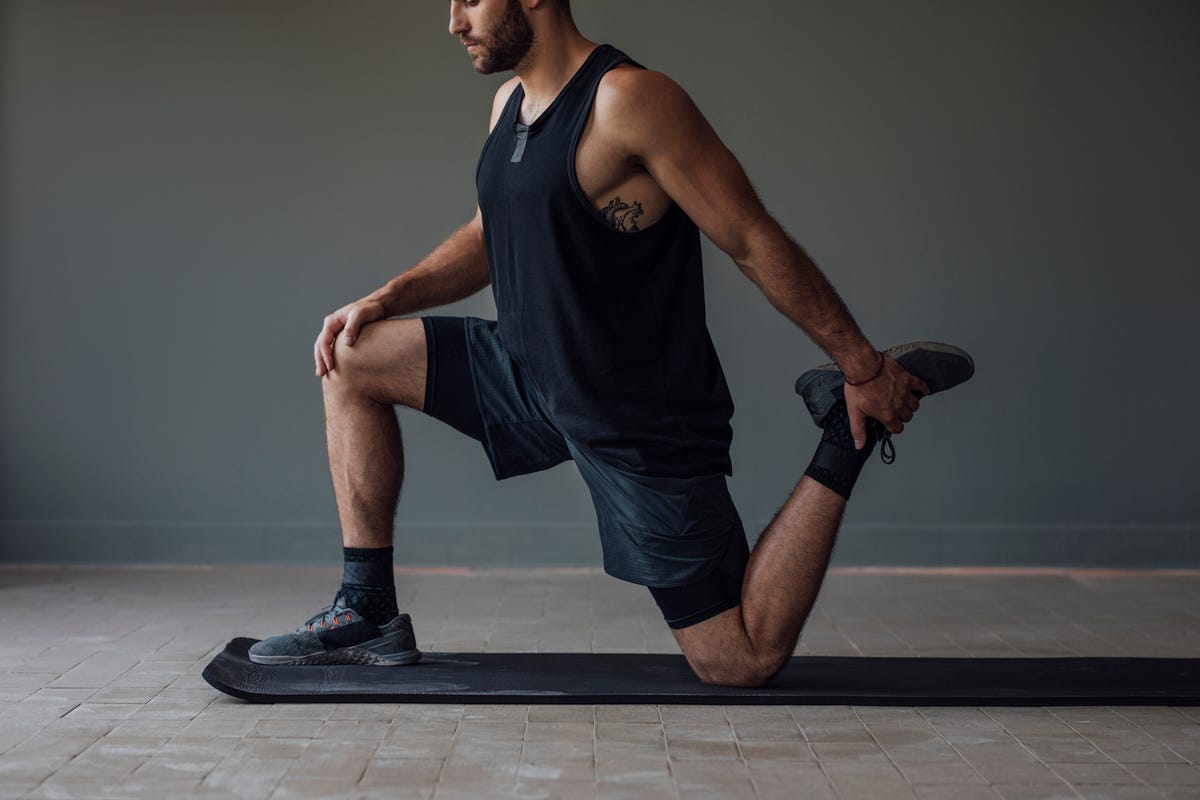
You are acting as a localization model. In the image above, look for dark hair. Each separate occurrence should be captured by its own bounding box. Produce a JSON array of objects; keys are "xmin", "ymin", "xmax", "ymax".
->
[{"xmin": 560, "ymin": 0, "xmax": 572, "ymax": 17}]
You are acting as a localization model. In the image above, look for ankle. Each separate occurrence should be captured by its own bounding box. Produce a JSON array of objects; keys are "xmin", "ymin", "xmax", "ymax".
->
[
  {"xmin": 340, "ymin": 546, "xmax": 398, "ymax": 625},
  {"xmin": 803, "ymin": 400, "xmax": 881, "ymax": 501}
]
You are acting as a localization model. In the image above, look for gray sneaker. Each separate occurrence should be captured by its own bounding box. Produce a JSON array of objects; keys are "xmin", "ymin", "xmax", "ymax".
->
[
  {"xmin": 248, "ymin": 591, "xmax": 422, "ymax": 666},
  {"xmin": 795, "ymin": 341, "xmax": 975, "ymax": 429}
]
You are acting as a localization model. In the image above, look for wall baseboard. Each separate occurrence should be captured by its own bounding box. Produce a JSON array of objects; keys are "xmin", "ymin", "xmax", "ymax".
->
[{"xmin": 1, "ymin": 520, "xmax": 1195, "ymax": 568}]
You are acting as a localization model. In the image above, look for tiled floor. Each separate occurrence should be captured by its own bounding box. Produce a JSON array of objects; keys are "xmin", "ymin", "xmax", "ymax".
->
[{"xmin": 1, "ymin": 565, "xmax": 1198, "ymax": 799}]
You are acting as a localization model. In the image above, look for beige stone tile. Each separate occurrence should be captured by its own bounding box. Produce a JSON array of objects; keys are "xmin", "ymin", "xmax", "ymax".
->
[
  {"xmin": 1044, "ymin": 761, "xmax": 1140, "ymax": 785},
  {"xmin": 739, "ymin": 740, "xmax": 814, "ymax": 760},
  {"xmin": 201, "ymin": 755, "xmax": 293, "ymax": 798},
  {"xmin": 1013, "ymin": 734, "xmax": 1111, "ymax": 763},
  {"xmin": 990, "ymin": 783, "xmax": 1080, "ymax": 800},
  {"xmin": 359, "ymin": 757, "xmax": 445, "ymax": 785},
  {"xmin": 595, "ymin": 781, "xmax": 678, "ymax": 800},
  {"xmin": 328, "ymin": 702, "xmax": 400, "ymax": 721},
  {"xmin": 525, "ymin": 721, "xmax": 595, "ymax": 741},
  {"xmin": 595, "ymin": 722, "xmax": 663, "ymax": 744},
  {"xmin": 666, "ymin": 738, "xmax": 741, "ymax": 760},
  {"xmin": 969, "ymin": 760, "xmax": 1072, "ymax": 785},
  {"xmin": 247, "ymin": 718, "xmax": 324, "ymax": 738},
  {"xmin": 593, "ymin": 705, "xmax": 660, "ymax": 723},
  {"xmin": 1122, "ymin": 762, "xmax": 1200, "ymax": 785},
  {"xmin": 896, "ymin": 760, "xmax": 986, "ymax": 784},
  {"xmin": 459, "ymin": 704, "xmax": 528, "ymax": 720},
  {"xmin": 313, "ymin": 719, "xmax": 390, "ymax": 740},
  {"xmin": 810, "ymin": 741, "xmax": 891, "ymax": 762},
  {"xmin": 913, "ymin": 786, "xmax": 1003, "ymax": 800},
  {"xmin": 527, "ymin": 704, "xmax": 595, "ymax": 723},
  {"xmin": 231, "ymin": 737, "xmax": 311, "ymax": 759}
]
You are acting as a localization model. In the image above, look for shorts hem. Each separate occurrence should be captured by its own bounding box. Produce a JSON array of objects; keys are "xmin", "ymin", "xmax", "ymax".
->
[{"xmin": 663, "ymin": 599, "xmax": 740, "ymax": 630}]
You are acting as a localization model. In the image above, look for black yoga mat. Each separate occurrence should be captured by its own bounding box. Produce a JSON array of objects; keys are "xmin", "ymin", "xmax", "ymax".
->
[{"xmin": 202, "ymin": 638, "xmax": 1200, "ymax": 705}]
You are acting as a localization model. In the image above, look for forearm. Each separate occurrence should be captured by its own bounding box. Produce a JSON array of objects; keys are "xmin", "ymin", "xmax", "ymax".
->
[
  {"xmin": 367, "ymin": 222, "xmax": 491, "ymax": 317},
  {"xmin": 737, "ymin": 220, "xmax": 879, "ymax": 381}
]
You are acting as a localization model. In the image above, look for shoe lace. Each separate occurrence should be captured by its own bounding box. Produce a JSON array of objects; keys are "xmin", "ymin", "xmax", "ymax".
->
[
  {"xmin": 870, "ymin": 420, "xmax": 896, "ymax": 465},
  {"xmin": 300, "ymin": 591, "xmax": 355, "ymax": 633}
]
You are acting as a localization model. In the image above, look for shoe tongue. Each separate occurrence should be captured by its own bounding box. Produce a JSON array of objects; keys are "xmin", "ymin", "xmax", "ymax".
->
[
  {"xmin": 297, "ymin": 591, "xmax": 358, "ymax": 631},
  {"xmin": 328, "ymin": 592, "xmax": 366, "ymax": 622}
]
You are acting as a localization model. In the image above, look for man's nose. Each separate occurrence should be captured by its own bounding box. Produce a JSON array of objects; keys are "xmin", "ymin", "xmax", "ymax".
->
[{"xmin": 448, "ymin": 7, "xmax": 468, "ymax": 37}]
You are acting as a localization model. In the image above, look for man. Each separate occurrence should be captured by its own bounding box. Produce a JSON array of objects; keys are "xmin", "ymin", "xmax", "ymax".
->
[{"xmin": 248, "ymin": 0, "xmax": 973, "ymax": 687}]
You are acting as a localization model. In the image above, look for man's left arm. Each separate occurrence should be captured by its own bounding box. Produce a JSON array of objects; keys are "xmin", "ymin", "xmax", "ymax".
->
[{"xmin": 600, "ymin": 69, "xmax": 929, "ymax": 446}]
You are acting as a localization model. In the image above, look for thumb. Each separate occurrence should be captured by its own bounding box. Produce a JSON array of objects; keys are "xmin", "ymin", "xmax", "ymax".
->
[{"xmin": 848, "ymin": 404, "xmax": 867, "ymax": 451}]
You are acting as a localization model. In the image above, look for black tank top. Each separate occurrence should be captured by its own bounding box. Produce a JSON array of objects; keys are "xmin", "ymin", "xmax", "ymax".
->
[{"xmin": 476, "ymin": 44, "xmax": 734, "ymax": 478}]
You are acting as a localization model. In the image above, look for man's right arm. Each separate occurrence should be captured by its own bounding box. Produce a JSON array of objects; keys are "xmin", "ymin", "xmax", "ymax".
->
[
  {"xmin": 366, "ymin": 76, "xmax": 522, "ymax": 317},
  {"xmin": 367, "ymin": 208, "xmax": 489, "ymax": 317}
]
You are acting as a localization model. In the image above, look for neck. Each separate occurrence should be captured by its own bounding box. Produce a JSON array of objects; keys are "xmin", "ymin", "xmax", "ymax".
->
[{"xmin": 513, "ymin": 22, "xmax": 597, "ymax": 110}]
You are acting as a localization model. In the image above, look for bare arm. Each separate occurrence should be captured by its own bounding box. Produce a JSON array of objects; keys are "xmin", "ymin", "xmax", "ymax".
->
[
  {"xmin": 599, "ymin": 68, "xmax": 932, "ymax": 449},
  {"xmin": 368, "ymin": 207, "xmax": 490, "ymax": 316},
  {"xmin": 599, "ymin": 70, "xmax": 880, "ymax": 381}
]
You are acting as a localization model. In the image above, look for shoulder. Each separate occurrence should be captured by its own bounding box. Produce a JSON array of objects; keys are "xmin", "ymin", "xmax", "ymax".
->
[
  {"xmin": 488, "ymin": 76, "xmax": 522, "ymax": 133},
  {"xmin": 595, "ymin": 65, "xmax": 694, "ymax": 123},
  {"xmin": 593, "ymin": 65, "xmax": 701, "ymax": 151}
]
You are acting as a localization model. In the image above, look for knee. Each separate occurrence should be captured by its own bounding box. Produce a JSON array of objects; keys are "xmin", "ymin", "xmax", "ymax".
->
[
  {"xmin": 691, "ymin": 649, "xmax": 789, "ymax": 689},
  {"xmin": 324, "ymin": 333, "xmax": 370, "ymax": 386}
]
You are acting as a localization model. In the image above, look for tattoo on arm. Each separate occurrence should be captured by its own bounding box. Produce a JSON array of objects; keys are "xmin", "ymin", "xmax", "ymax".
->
[{"xmin": 600, "ymin": 196, "xmax": 644, "ymax": 232}]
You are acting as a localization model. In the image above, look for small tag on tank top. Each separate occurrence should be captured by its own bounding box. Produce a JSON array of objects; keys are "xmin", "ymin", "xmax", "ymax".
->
[{"xmin": 511, "ymin": 123, "xmax": 529, "ymax": 163}]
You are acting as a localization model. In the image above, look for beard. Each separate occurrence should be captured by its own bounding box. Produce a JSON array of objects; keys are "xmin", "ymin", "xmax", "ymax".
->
[{"xmin": 470, "ymin": 0, "xmax": 534, "ymax": 74}]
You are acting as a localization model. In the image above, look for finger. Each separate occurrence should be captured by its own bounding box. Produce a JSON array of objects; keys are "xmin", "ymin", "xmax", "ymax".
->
[
  {"xmin": 917, "ymin": 378, "xmax": 932, "ymax": 397},
  {"xmin": 849, "ymin": 407, "xmax": 867, "ymax": 450},
  {"xmin": 322, "ymin": 323, "xmax": 341, "ymax": 372},
  {"xmin": 315, "ymin": 331, "xmax": 330, "ymax": 376},
  {"xmin": 889, "ymin": 419, "xmax": 905, "ymax": 435},
  {"xmin": 343, "ymin": 315, "xmax": 358, "ymax": 347}
]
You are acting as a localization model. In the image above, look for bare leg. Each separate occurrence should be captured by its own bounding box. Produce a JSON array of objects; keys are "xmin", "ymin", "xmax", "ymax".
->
[
  {"xmin": 670, "ymin": 474, "xmax": 847, "ymax": 685},
  {"xmin": 322, "ymin": 378, "xmax": 405, "ymax": 548},
  {"xmin": 317, "ymin": 319, "xmax": 428, "ymax": 549},
  {"xmin": 740, "ymin": 476, "xmax": 845, "ymax": 656}
]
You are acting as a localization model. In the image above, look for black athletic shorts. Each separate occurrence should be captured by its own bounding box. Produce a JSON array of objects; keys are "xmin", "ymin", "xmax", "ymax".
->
[{"xmin": 420, "ymin": 315, "xmax": 750, "ymax": 630}]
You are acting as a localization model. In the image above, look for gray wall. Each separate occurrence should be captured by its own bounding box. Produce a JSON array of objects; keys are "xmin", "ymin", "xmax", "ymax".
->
[{"xmin": 2, "ymin": 0, "xmax": 1197, "ymax": 567}]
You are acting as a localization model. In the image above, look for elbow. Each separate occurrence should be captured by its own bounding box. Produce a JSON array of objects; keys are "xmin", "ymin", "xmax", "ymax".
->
[
  {"xmin": 735, "ymin": 258, "xmax": 760, "ymax": 287},
  {"xmin": 731, "ymin": 218, "xmax": 782, "ymax": 284}
]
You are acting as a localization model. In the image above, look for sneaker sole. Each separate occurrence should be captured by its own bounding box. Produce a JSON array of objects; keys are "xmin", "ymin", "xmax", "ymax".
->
[
  {"xmin": 248, "ymin": 646, "xmax": 422, "ymax": 667},
  {"xmin": 795, "ymin": 341, "xmax": 975, "ymax": 427}
]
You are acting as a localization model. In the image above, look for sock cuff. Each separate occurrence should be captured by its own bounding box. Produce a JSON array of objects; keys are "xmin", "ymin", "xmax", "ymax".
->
[
  {"xmin": 343, "ymin": 546, "xmax": 394, "ymax": 563},
  {"xmin": 342, "ymin": 546, "xmax": 395, "ymax": 590},
  {"xmin": 804, "ymin": 439, "xmax": 873, "ymax": 502}
]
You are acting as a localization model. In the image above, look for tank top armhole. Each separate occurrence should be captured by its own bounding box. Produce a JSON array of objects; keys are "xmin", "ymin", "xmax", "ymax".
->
[{"xmin": 565, "ymin": 56, "xmax": 680, "ymax": 237}]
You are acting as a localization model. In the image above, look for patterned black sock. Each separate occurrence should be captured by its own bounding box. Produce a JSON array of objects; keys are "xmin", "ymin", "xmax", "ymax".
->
[
  {"xmin": 340, "ymin": 546, "xmax": 399, "ymax": 625},
  {"xmin": 803, "ymin": 400, "xmax": 886, "ymax": 501}
]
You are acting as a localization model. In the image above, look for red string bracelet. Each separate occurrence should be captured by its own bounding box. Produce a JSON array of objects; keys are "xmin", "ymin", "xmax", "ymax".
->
[{"xmin": 845, "ymin": 351, "xmax": 885, "ymax": 386}]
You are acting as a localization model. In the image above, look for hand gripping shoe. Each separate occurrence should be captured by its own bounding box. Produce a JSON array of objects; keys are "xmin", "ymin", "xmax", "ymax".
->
[
  {"xmin": 248, "ymin": 590, "xmax": 422, "ymax": 666},
  {"xmin": 795, "ymin": 341, "xmax": 976, "ymax": 463}
]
